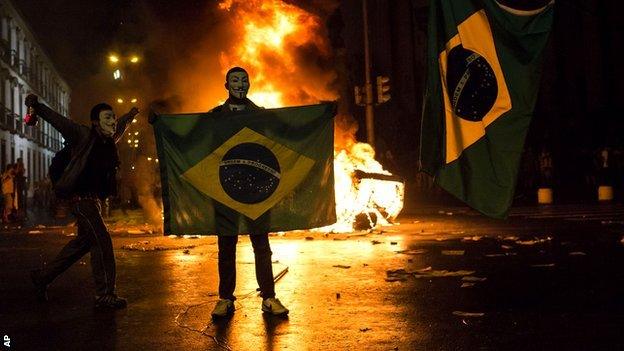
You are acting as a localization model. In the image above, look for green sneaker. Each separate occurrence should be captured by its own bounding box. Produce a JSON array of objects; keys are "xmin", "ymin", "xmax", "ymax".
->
[
  {"xmin": 211, "ymin": 299, "xmax": 234, "ymax": 318},
  {"xmin": 261, "ymin": 298, "xmax": 289, "ymax": 315}
]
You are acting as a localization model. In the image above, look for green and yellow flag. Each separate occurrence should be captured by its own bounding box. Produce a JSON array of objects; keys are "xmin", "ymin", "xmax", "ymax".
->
[
  {"xmin": 152, "ymin": 103, "xmax": 336, "ymax": 235},
  {"xmin": 420, "ymin": 0, "xmax": 554, "ymax": 218}
]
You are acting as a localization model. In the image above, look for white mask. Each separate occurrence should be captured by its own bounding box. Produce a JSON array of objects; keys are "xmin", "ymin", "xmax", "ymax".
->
[
  {"xmin": 226, "ymin": 71, "xmax": 250, "ymax": 100},
  {"xmin": 98, "ymin": 110, "xmax": 116, "ymax": 137}
]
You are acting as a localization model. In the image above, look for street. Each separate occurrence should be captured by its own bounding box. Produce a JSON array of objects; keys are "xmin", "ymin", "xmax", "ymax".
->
[{"xmin": 1, "ymin": 205, "xmax": 624, "ymax": 350}]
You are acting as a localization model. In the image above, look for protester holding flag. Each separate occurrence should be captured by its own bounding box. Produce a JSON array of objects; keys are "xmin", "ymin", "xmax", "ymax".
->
[
  {"xmin": 420, "ymin": 0, "xmax": 554, "ymax": 218},
  {"xmin": 150, "ymin": 67, "xmax": 336, "ymax": 318}
]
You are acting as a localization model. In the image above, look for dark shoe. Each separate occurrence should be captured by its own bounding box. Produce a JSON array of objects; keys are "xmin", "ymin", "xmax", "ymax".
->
[
  {"xmin": 211, "ymin": 299, "xmax": 235, "ymax": 318},
  {"xmin": 262, "ymin": 298, "xmax": 289, "ymax": 315},
  {"xmin": 94, "ymin": 294, "xmax": 127, "ymax": 309},
  {"xmin": 30, "ymin": 269, "xmax": 48, "ymax": 302}
]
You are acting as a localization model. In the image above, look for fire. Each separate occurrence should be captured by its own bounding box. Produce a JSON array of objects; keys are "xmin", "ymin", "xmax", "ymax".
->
[{"xmin": 218, "ymin": 0, "xmax": 404, "ymax": 232}]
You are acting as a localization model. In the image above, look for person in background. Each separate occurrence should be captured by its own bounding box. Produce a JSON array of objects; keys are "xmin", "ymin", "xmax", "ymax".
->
[
  {"xmin": 2, "ymin": 164, "xmax": 16, "ymax": 223},
  {"xmin": 15, "ymin": 158, "xmax": 26, "ymax": 219}
]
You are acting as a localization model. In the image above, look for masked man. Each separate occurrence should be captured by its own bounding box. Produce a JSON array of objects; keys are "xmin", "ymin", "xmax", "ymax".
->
[
  {"xmin": 208, "ymin": 67, "xmax": 289, "ymax": 317},
  {"xmin": 26, "ymin": 94, "xmax": 139, "ymax": 309}
]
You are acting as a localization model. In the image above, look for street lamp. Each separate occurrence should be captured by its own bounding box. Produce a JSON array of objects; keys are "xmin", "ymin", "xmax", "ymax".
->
[{"xmin": 109, "ymin": 54, "xmax": 119, "ymax": 63}]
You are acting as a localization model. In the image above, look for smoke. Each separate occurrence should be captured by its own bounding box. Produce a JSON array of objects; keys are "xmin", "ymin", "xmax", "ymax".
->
[{"xmin": 100, "ymin": 0, "xmax": 349, "ymax": 227}]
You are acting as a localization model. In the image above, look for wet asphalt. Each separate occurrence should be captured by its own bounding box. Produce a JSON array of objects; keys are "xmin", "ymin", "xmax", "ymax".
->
[{"xmin": 1, "ymin": 205, "xmax": 624, "ymax": 350}]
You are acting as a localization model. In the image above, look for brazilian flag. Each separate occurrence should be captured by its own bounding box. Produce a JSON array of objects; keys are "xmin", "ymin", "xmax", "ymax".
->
[
  {"xmin": 152, "ymin": 103, "xmax": 336, "ymax": 235},
  {"xmin": 420, "ymin": 0, "xmax": 554, "ymax": 218}
]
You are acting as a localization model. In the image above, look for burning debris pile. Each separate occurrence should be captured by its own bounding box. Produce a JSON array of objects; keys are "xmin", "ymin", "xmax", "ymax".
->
[{"xmin": 217, "ymin": 0, "xmax": 405, "ymax": 233}]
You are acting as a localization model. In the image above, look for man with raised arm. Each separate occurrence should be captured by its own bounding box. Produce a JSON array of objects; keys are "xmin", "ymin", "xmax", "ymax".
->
[{"xmin": 26, "ymin": 94, "xmax": 139, "ymax": 309}]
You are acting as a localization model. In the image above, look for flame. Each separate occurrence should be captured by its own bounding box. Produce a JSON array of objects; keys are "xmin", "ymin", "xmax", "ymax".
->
[{"xmin": 218, "ymin": 0, "xmax": 404, "ymax": 232}]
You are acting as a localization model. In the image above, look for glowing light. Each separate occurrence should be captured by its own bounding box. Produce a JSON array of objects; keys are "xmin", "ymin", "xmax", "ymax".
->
[
  {"xmin": 132, "ymin": 119, "xmax": 137, "ymax": 124},
  {"xmin": 214, "ymin": 0, "xmax": 405, "ymax": 232},
  {"xmin": 113, "ymin": 69, "xmax": 121, "ymax": 80},
  {"xmin": 134, "ymin": 139, "xmax": 139, "ymax": 143},
  {"xmin": 134, "ymin": 131, "xmax": 139, "ymax": 135},
  {"xmin": 109, "ymin": 55, "xmax": 119, "ymax": 63},
  {"xmin": 127, "ymin": 139, "xmax": 132, "ymax": 144},
  {"xmin": 131, "ymin": 98, "xmax": 138, "ymax": 103},
  {"xmin": 117, "ymin": 98, "xmax": 124, "ymax": 104},
  {"xmin": 147, "ymin": 157, "xmax": 152, "ymax": 161},
  {"xmin": 130, "ymin": 56, "xmax": 139, "ymax": 63}
]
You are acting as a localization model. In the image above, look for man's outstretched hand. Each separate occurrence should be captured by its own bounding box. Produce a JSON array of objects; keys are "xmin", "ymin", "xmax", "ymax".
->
[
  {"xmin": 25, "ymin": 94, "xmax": 39, "ymax": 108},
  {"xmin": 127, "ymin": 107, "xmax": 140, "ymax": 117}
]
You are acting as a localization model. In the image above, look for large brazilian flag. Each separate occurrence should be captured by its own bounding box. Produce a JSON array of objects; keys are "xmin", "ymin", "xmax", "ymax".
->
[
  {"xmin": 152, "ymin": 103, "xmax": 336, "ymax": 235},
  {"xmin": 420, "ymin": 0, "xmax": 554, "ymax": 218}
]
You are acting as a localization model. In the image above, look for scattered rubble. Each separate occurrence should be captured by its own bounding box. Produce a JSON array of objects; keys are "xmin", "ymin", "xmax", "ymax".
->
[
  {"xmin": 515, "ymin": 237, "xmax": 552, "ymax": 246},
  {"xmin": 531, "ymin": 263, "xmax": 555, "ymax": 268},
  {"xmin": 441, "ymin": 250, "xmax": 465, "ymax": 256},
  {"xmin": 122, "ymin": 241, "xmax": 196, "ymax": 251},
  {"xmin": 395, "ymin": 249, "xmax": 427, "ymax": 255},
  {"xmin": 332, "ymin": 265, "xmax": 351, "ymax": 269},
  {"xmin": 413, "ymin": 268, "xmax": 475, "ymax": 278},
  {"xmin": 452, "ymin": 311, "xmax": 484, "ymax": 318},
  {"xmin": 462, "ymin": 276, "xmax": 487, "ymax": 282},
  {"xmin": 568, "ymin": 251, "xmax": 587, "ymax": 256}
]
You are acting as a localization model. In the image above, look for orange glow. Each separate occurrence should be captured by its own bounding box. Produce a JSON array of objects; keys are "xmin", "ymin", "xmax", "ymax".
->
[{"xmin": 217, "ymin": 0, "xmax": 404, "ymax": 232}]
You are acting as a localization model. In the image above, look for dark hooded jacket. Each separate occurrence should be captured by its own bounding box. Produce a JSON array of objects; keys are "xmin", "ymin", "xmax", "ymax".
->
[{"xmin": 34, "ymin": 103, "xmax": 134, "ymax": 198}]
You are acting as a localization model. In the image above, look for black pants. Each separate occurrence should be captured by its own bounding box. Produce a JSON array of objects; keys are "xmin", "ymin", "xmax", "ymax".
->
[
  {"xmin": 39, "ymin": 198, "xmax": 116, "ymax": 296},
  {"xmin": 218, "ymin": 234, "xmax": 275, "ymax": 300}
]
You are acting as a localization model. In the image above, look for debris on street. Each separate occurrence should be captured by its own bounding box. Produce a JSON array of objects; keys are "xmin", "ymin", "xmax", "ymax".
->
[
  {"xmin": 441, "ymin": 250, "xmax": 465, "ymax": 256},
  {"xmin": 568, "ymin": 251, "xmax": 587, "ymax": 256},
  {"xmin": 395, "ymin": 249, "xmax": 427, "ymax": 255},
  {"xmin": 515, "ymin": 237, "xmax": 552, "ymax": 246},
  {"xmin": 452, "ymin": 311, "xmax": 485, "ymax": 318},
  {"xmin": 332, "ymin": 265, "xmax": 351, "ymax": 269},
  {"xmin": 531, "ymin": 263, "xmax": 556, "ymax": 268}
]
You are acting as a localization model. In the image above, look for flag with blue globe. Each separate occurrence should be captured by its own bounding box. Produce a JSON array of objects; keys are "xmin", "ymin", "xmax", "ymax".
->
[{"xmin": 152, "ymin": 103, "xmax": 336, "ymax": 235}]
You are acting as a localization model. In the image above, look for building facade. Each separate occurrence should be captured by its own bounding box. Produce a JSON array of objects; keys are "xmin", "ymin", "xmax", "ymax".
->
[{"xmin": 0, "ymin": 0, "xmax": 68, "ymax": 194}]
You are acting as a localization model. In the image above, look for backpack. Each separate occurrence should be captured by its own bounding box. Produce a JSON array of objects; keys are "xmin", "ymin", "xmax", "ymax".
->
[{"xmin": 49, "ymin": 143, "xmax": 72, "ymax": 185}]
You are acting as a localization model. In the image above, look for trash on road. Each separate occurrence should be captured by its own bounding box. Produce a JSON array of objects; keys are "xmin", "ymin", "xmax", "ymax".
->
[
  {"xmin": 305, "ymin": 236, "xmax": 314, "ymax": 241},
  {"xmin": 371, "ymin": 240, "xmax": 382, "ymax": 245},
  {"xmin": 386, "ymin": 269, "xmax": 411, "ymax": 282},
  {"xmin": 462, "ymin": 276, "xmax": 487, "ymax": 282},
  {"xmin": 568, "ymin": 251, "xmax": 587, "ymax": 256},
  {"xmin": 395, "ymin": 249, "xmax": 427, "ymax": 255},
  {"xmin": 453, "ymin": 311, "xmax": 485, "ymax": 317},
  {"xmin": 531, "ymin": 263, "xmax": 555, "ymax": 268},
  {"xmin": 515, "ymin": 237, "xmax": 552, "ymax": 246},
  {"xmin": 485, "ymin": 252, "xmax": 517, "ymax": 257},
  {"xmin": 413, "ymin": 267, "xmax": 475, "ymax": 278},
  {"xmin": 441, "ymin": 250, "xmax": 465, "ymax": 256},
  {"xmin": 122, "ymin": 241, "xmax": 196, "ymax": 251},
  {"xmin": 332, "ymin": 265, "xmax": 351, "ymax": 269},
  {"xmin": 359, "ymin": 328, "xmax": 371, "ymax": 332}
]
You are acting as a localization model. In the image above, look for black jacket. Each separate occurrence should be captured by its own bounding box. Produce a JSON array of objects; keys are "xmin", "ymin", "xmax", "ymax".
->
[{"xmin": 35, "ymin": 103, "xmax": 134, "ymax": 198}]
